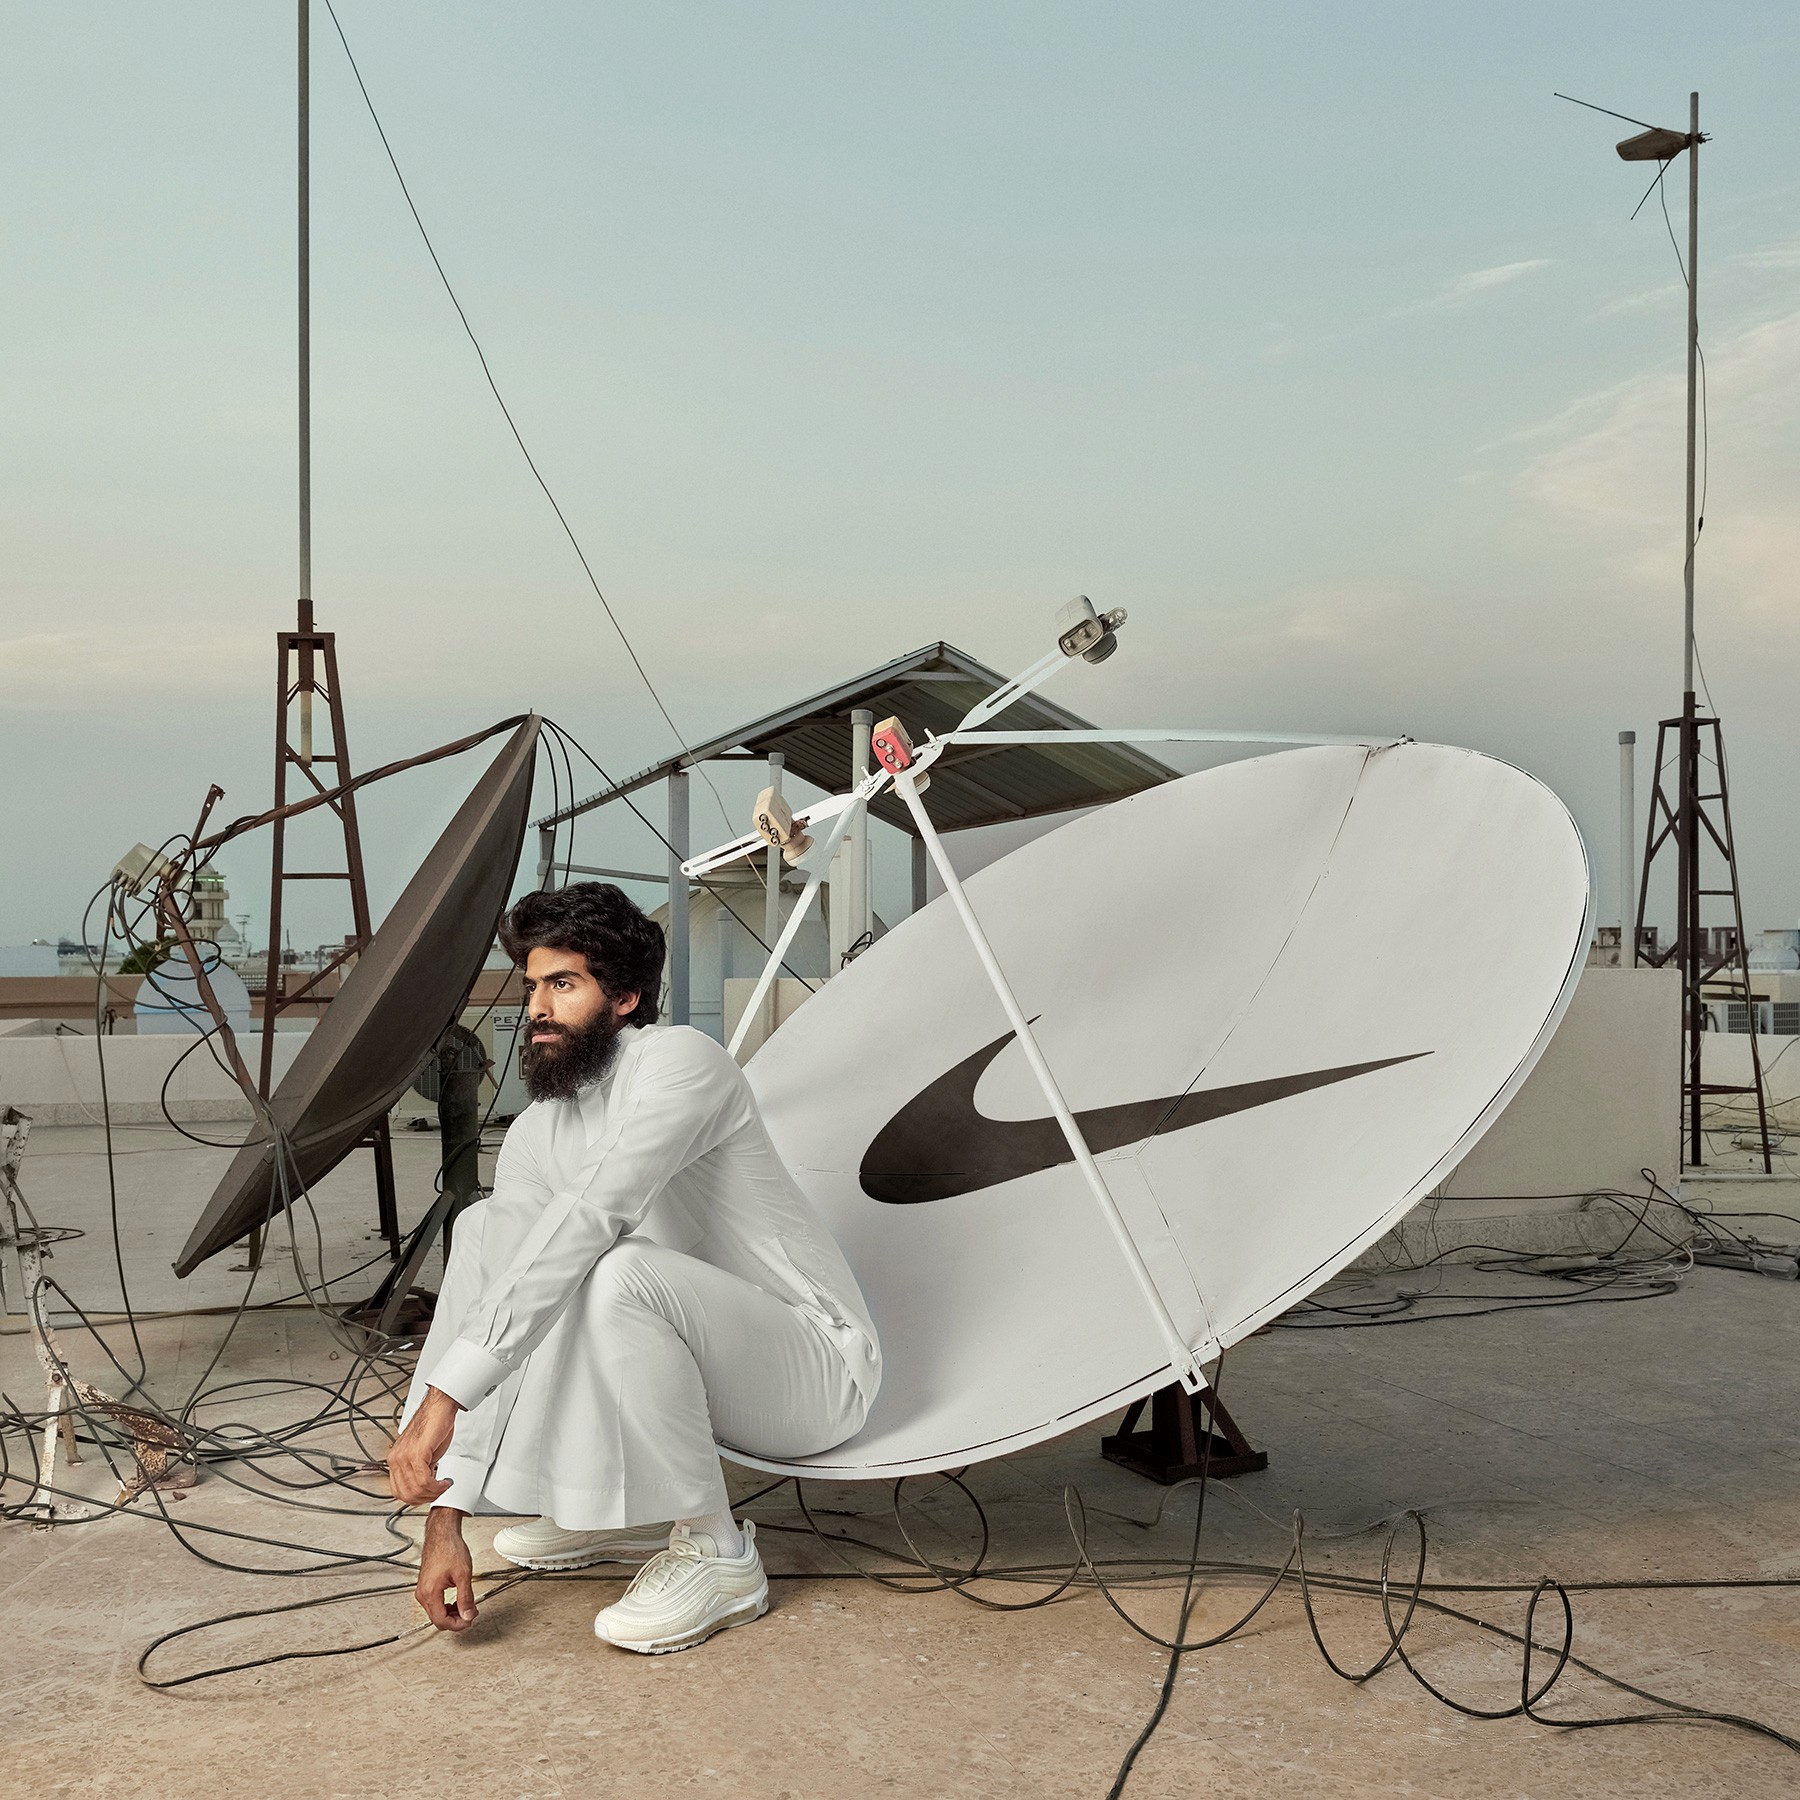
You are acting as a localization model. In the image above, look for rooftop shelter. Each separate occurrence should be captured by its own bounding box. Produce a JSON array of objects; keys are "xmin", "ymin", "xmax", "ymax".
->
[{"xmin": 533, "ymin": 641, "xmax": 1178, "ymax": 1029}]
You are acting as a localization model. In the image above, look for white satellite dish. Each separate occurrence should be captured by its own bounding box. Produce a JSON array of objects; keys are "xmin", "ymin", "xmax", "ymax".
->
[
  {"xmin": 736, "ymin": 741, "xmax": 1589, "ymax": 1478},
  {"xmin": 134, "ymin": 956, "xmax": 252, "ymax": 1037}
]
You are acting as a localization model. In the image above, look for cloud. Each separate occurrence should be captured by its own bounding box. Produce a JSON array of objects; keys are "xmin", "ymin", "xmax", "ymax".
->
[
  {"xmin": 1593, "ymin": 282, "xmax": 1682, "ymax": 318},
  {"xmin": 1269, "ymin": 580, "xmax": 1412, "ymax": 646},
  {"xmin": 1413, "ymin": 258, "xmax": 1552, "ymax": 312},
  {"xmin": 1515, "ymin": 308, "xmax": 1800, "ymax": 636},
  {"xmin": 1735, "ymin": 240, "xmax": 1800, "ymax": 272}
]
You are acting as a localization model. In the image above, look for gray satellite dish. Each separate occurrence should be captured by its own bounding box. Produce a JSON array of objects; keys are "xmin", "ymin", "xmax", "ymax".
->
[
  {"xmin": 173, "ymin": 717, "xmax": 541, "ymax": 1275},
  {"xmin": 736, "ymin": 741, "xmax": 1590, "ymax": 1479}
]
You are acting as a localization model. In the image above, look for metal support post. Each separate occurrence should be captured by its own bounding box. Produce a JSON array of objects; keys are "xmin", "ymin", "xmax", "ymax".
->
[
  {"xmin": 761, "ymin": 752, "xmax": 784, "ymax": 1044},
  {"xmin": 1680, "ymin": 90, "xmax": 1705, "ymax": 1169},
  {"xmin": 1682, "ymin": 91, "xmax": 1699, "ymax": 703},
  {"xmin": 1682, "ymin": 695, "xmax": 1702, "ymax": 1158},
  {"xmin": 538, "ymin": 823, "xmax": 557, "ymax": 890},
  {"xmin": 296, "ymin": 0, "xmax": 312, "ymax": 761},
  {"xmin": 1619, "ymin": 730, "xmax": 1635, "ymax": 967},
  {"xmin": 724, "ymin": 790, "xmax": 874, "ymax": 1062},
  {"xmin": 667, "ymin": 768, "xmax": 690, "ymax": 1025},
  {"xmin": 850, "ymin": 709, "xmax": 873, "ymax": 952},
  {"xmin": 911, "ymin": 834, "xmax": 928, "ymax": 914},
  {"xmin": 1100, "ymin": 1386, "xmax": 1268, "ymax": 1485},
  {"xmin": 5, "ymin": 1109, "xmax": 96, "ymax": 1523}
]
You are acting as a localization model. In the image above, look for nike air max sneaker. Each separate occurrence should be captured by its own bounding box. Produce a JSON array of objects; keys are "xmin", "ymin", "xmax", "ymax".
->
[
  {"xmin": 491, "ymin": 1517, "xmax": 674, "ymax": 1571},
  {"xmin": 592, "ymin": 1520, "xmax": 769, "ymax": 1653}
]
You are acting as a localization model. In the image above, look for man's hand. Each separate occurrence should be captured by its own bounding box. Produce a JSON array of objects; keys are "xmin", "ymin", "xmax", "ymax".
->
[
  {"xmin": 387, "ymin": 1385, "xmax": 462, "ymax": 1507},
  {"xmin": 417, "ymin": 1507, "xmax": 478, "ymax": 1632}
]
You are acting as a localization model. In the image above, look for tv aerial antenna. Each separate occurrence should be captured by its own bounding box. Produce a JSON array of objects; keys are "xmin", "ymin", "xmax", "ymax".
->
[{"xmin": 1558, "ymin": 90, "xmax": 1773, "ymax": 1172}]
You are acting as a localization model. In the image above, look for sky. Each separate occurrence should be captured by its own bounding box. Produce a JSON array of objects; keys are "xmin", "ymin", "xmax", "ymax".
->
[{"xmin": 4, "ymin": 2, "xmax": 1799, "ymax": 949}]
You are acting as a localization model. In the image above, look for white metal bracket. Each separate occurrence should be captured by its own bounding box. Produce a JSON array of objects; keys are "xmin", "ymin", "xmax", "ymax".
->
[{"xmin": 892, "ymin": 775, "xmax": 1207, "ymax": 1393}]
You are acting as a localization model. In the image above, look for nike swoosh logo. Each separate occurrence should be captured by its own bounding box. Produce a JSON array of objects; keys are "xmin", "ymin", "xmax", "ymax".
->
[{"xmin": 860, "ymin": 1032, "xmax": 1430, "ymax": 1203}]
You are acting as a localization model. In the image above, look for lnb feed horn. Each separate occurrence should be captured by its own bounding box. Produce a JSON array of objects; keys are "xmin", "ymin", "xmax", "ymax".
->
[
  {"xmin": 1056, "ymin": 596, "xmax": 1128, "ymax": 664},
  {"xmin": 753, "ymin": 787, "xmax": 814, "ymax": 866},
  {"xmin": 871, "ymin": 717, "xmax": 929, "ymax": 791}
]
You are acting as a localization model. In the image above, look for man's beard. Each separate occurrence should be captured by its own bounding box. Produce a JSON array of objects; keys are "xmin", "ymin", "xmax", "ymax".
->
[{"xmin": 519, "ymin": 1009, "xmax": 628, "ymax": 1102}]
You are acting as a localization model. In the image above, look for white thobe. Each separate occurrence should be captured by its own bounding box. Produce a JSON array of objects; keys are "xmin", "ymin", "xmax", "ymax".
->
[{"xmin": 402, "ymin": 1022, "xmax": 880, "ymax": 1528}]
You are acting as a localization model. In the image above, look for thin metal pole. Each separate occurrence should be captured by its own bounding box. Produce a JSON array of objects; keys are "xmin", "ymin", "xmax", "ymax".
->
[
  {"xmin": 1683, "ymin": 694, "xmax": 1700, "ymax": 1165},
  {"xmin": 850, "ymin": 709, "xmax": 873, "ymax": 949},
  {"xmin": 296, "ymin": 0, "xmax": 314, "ymax": 762},
  {"xmin": 761, "ymin": 753, "xmax": 784, "ymax": 1047},
  {"xmin": 895, "ymin": 772, "xmax": 1205, "ymax": 1395},
  {"xmin": 1680, "ymin": 92, "xmax": 1701, "ymax": 1165},
  {"xmin": 725, "ymin": 784, "xmax": 875, "ymax": 1061},
  {"xmin": 260, "ymin": 644, "xmax": 289, "ymax": 1104},
  {"xmin": 727, "ymin": 859, "xmax": 830, "ymax": 1063},
  {"xmin": 667, "ymin": 769, "xmax": 690, "ymax": 1026},
  {"xmin": 1618, "ymin": 731, "xmax": 1635, "ymax": 966},
  {"xmin": 1683, "ymin": 91, "xmax": 1699, "ymax": 698}
]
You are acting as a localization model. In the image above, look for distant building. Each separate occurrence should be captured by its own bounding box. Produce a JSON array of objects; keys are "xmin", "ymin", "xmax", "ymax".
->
[
  {"xmin": 189, "ymin": 864, "xmax": 245, "ymax": 956},
  {"xmin": 1590, "ymin": 923, "xmax": 1800, "ymax": 1035},
  {"xmin": 1748, "ymin": 928, "xmax": 1800, "ymax": 972},
  {"xmin": 1587, "ymin": 924, "xmax": 1663, "ymax": 968},
  {"xmin": 0, "ymin": 943, "xmax": 60, "ymax": 977}
]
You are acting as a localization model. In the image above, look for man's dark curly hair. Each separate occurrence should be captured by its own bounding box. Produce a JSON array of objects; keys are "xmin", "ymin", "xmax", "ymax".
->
[{"xmin": 499, "ymin": 883, "xmax": 665, "ymax": 1026}]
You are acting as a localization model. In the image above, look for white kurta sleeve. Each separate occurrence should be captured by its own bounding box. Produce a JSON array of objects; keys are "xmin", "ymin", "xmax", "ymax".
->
[{"xmin": 427, "ymin": 1030, "xmax": 747, "ymax": 1409}]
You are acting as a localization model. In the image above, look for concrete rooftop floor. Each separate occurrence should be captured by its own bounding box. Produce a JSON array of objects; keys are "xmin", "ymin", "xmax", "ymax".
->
[{"xmin": 3, "ymin": 1122, "xmax": 1798, "ymax": 1798}]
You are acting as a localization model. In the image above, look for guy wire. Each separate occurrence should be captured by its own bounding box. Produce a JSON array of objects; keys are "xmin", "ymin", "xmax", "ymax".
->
[{"xmin": 318, "ymin": 0, "xmax": 738, "ymax": 842}]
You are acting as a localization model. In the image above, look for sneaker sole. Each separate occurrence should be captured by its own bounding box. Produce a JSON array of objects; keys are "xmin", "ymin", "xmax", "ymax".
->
[
  {"xmin": 595, "ymin": 1586, "xmax": 770, "ymax": 1654},
  {"xmin": 494, "ymin": 1538, "xmax": 670, "ymax": 1572}
]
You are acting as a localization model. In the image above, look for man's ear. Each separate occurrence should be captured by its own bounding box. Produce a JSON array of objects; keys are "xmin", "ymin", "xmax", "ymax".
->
[{"xmin": 614, "ymin": 990, "xmax": 640, "ymax": 1020}]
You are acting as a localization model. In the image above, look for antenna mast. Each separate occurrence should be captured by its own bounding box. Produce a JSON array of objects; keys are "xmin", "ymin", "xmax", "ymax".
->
[
  {"xmin": 298, "ymin": 0, "xmax": 312, "ymax": 663},
  {"xmin": 249, "ymin": 0, "xmax": 401, "ymax": 1261},
  {"xmin": 1586, "ymin": 90, "xmax": 1775, "ymax": 1172}
]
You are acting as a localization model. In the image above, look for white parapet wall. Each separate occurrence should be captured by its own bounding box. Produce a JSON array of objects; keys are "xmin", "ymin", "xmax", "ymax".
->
[
  {"xmin": 1699, "ymin": 1030, "xmax": 1800, "ymax": 1136},
  {"xmin": 1363, "ymin": 964, "xmax": 1682, "ymax": 1264},
  {"xmin": 0, "ymin": 1031, "xmax": 309, "ymax": 1125}
]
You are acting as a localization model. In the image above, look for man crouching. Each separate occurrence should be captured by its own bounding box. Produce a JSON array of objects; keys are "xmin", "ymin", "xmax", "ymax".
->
[{"xmin": 387, "ymin": 882, "xmax": 880, "ymax": 1652}]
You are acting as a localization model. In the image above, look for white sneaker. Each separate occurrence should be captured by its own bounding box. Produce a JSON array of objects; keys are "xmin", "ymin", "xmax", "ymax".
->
[
  {"xmin": 491, "ymin": 1517, "xmax": 674, "ymax": 1571},
  {"xmin": 593, "ymin": 1520, "xmax": 769, "ymax": 1654}
]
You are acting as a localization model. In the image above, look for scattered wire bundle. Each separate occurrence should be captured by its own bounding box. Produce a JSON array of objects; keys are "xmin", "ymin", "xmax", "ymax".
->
[
  {"xmin": 7, "ymin": 1122, "xmax": 1799, "ymax": 1797},
  {"xmin": 1276, "ymin": 1170, "xmax": 1799, "ymax": 1330},
  {"xmin": 11, "ymin": 839, "xmax": 1795, "ymax": 1794},
  {"xmin": 5, "ymin": 1198, "xmax": 1797, "ymax": 1797},
  {"xmin": 104, "ymin": 1429, "xmax": 1800, "ymax": 1789}
]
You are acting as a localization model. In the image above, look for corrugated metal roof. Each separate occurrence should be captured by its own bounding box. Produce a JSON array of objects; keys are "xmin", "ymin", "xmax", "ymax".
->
[{"xmin": 539, "ymin": 642, "xmax": 1176, "ymax": 836}]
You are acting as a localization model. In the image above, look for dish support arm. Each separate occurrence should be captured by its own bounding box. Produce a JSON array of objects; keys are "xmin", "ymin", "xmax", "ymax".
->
[{"xmin": 893, "ymin": 770, "xmax": 1206, "ymax": 1395}]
